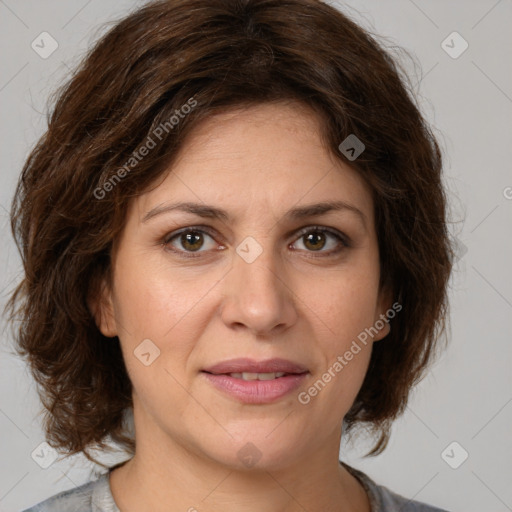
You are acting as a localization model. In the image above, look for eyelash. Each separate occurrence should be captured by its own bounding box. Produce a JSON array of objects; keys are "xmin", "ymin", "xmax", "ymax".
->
[{"xmin": 162, "ymin": 225, "xmax": 350, "ymax": 260}]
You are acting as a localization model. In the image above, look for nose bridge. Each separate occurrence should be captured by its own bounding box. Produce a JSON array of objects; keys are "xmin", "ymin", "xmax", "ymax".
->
[
  {"xmin": 236, "ymin": 239, "xmax": 279, "ymax": 293},
  {"xmin": 220, "ymin": 234, "xmax": 296, "ymax": 335}
]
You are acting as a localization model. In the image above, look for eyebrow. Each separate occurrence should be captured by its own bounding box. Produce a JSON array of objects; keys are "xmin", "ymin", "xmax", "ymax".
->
[{"xmin": 142, "ymin": 200, "xmax": 367, "ymax": 229}]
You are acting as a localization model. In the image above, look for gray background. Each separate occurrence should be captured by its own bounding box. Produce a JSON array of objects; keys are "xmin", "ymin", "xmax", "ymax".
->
[{"xmin": 1, "ymin": 0, "xmax": 511, "ymax": 511}]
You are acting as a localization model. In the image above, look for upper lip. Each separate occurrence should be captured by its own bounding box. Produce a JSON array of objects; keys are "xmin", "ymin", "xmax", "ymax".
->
[{"xmin": 202, "ymin": 358, "xmax": 309, "ymax": 375}]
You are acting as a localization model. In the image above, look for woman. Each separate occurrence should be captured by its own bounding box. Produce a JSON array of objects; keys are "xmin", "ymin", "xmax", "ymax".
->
[{"xmin": 8, "ymin": 0, "xmax": 453, "ymax": 510}]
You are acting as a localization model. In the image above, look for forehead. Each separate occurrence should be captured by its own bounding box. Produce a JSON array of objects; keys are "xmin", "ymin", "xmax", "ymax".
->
[{"xmin": 132, "ymin": 102, "xmax": 374, "ymax": 228}]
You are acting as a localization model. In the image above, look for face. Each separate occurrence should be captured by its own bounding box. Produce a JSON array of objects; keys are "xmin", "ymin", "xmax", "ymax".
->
[{"xmin": 94, "ymin": 101, "xmax": 392, "ymax": 471}]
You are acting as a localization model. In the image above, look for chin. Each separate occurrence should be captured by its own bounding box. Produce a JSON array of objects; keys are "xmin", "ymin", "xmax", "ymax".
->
[{"xmin": 199, "ymin": 428, "xmax": 305, "ymax": 473}]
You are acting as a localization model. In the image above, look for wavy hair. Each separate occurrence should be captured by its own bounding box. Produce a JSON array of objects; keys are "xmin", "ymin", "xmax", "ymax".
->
[{"xmin": 6, "ymin": 0, "xmax": 454, "ymax": 466}]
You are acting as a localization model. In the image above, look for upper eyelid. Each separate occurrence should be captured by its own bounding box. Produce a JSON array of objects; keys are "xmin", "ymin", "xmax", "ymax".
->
[
  {"xmin": 164, "ymin": 225, "xmax": 219, "ymax": 243},
  {"xmin": 293, "ymin": 225, "xmax": 347, "ymax": 239}
]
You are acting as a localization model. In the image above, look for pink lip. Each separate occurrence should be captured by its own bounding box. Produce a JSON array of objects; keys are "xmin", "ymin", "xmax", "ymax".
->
[
  {"xmin": 201, "ymin": 372, "xmax": 308, "ymax": 404},
  {"xmin": 202, "ymin": 357, "xmax": 308, "ymax": 375},
  {"xmin": 201, "ymin": 358, "xmax": 309, "ymax": 404}
]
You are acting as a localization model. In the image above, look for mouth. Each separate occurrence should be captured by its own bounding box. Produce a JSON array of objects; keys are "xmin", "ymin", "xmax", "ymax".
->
[
  {"xmin": 202, "ymin": 357, "xmax": 308, "ymax": 375},
  {"xmin": 214, "ymin": 371, "xmax": 291, "ymax": 381},
  {"xmin": 202, "ymin": 370, "xmax": 309, "ymax": 383},
  {"xmin": 201, "ymin": 358, "xmax": 309, "ymax": 404}
]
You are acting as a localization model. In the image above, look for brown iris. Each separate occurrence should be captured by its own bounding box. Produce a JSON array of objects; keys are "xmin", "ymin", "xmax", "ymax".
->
[
  {"xmin": 180, "ymin": 231, "xmax": 204, "ymax": 251},
  {"xmin": 303, "ymin": 231, "xmax": 326, "ymax": 251}
]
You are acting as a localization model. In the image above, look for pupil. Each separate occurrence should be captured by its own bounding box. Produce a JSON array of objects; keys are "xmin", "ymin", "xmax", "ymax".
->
[
  {"xmin": 182, "ymin": 232, "xmax": 203, "ymax": 251},
  {"xmin": 305, "ymin": 232, "xmax": 325, "ymax": 251}
]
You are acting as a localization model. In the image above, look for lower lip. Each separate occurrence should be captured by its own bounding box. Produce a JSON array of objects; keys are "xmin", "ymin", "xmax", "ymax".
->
[{"xmin": 201, "ymin": 372, "xmax": 308, "ymax": 404}]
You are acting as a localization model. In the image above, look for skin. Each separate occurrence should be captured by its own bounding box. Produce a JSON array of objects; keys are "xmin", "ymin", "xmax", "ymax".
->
[{"xmin": 93, "ymin": 101, "xmax": 392, "ymax": 512}]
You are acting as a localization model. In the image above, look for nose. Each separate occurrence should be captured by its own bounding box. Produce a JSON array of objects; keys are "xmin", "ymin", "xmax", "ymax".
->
[{"xmin": 220, "ymin": 241, "xmax": 298, "ymax": 337}]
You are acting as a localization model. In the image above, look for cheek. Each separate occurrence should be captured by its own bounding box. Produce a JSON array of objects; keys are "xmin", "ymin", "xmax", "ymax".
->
[
  {"xmin": 298, "ymin": 264, "xmax": 380, "ymax": 344},
  {"xmin": 110, "ymin": 251, "xmax": 223, "ymax": 384},
  {"xmin": 109, "ymin": 256, "xmax": 209, "ymax": 417},
  {"xmin": 294, "ymin": 265, "xmax": 379, "ymax": 403},
  {"xmin": 112, "ymin": 248, "xmax": 212, "ymax": 337}
]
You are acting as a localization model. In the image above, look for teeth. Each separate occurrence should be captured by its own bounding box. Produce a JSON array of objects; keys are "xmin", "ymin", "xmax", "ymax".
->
[{"xmin": 228, "ymin": 372, "xmax": 286, "ymax": 380}]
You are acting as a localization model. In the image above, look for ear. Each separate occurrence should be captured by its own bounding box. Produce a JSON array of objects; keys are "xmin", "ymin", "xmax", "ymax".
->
[
  {"xmin": 88, "ymin": 275, "xmax": 118, "ymax": 338},
  {"xmin": 372, "ymin": 282, "xmax": 394, "ymax": 342}
]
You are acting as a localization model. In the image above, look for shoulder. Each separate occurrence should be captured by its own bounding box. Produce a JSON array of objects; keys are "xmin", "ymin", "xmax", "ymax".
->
[
  {"xmin": 21, "ymin": 472, "xmax": 118, "ymax": 512},
  {"xmin": 341, "ymin": 461, "xmax": 451, "ymax": 512}
]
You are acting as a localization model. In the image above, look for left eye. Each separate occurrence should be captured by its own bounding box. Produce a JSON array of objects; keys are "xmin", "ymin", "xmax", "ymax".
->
[
  {"xmin": 291, "ymin": 228, "xmax": 347, "ymax": 254},
  {"xmin": 165, "ymin": 229, "xmax": 218, "ymax": 253}
]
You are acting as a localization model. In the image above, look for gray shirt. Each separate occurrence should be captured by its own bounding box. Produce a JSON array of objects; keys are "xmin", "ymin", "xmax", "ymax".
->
[{"xmin": 22, "ymin": 461, "xmax": 450, "ymax": 511}]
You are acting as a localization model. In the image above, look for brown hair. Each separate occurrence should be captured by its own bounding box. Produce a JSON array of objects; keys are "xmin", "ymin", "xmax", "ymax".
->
[{"xmin": 6, "ymin": 0, "xmax": 453, "ymax": 466}]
